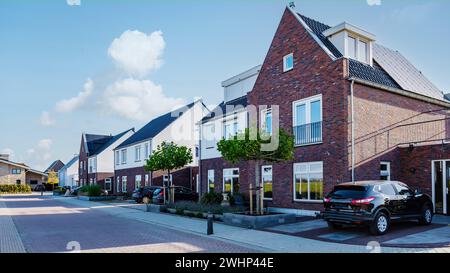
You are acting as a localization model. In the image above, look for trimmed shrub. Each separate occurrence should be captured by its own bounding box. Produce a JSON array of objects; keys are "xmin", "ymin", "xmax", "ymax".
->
[
  {"xmin": 200, "ymin": 192, "xmax": 223, "ymax": 205},
  {"xmin": 166, "ymin": 201, "xmax": 246, "ymax": 215},
  {"xmin": 0, "ymin": 184, "xmax": 32, "ymax": 194},
  {"xmin": 78, "ymin": 185, "xmax": 102, "ymax": 197}
]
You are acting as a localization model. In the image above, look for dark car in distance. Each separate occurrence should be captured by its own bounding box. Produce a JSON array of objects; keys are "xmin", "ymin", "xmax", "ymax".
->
[
  {"xmin": 132, "ymin": 186, "xmax": 162, "ymax": 204},
  {"xmin": 152, "ymin": 186, "xmax": 198, "ymax": 204},
  {"xmin": 33, "ymin": 184, "xmax": 46, "ymax": 192},
  {"xmin": 322, "ymin": 181, "xmax": 433, "ymax": 235}
]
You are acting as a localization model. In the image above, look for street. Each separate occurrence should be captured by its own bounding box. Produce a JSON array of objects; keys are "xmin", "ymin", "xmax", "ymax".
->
[{"xmin": 0, "ymin": 195, "xmax": 255, "ymax": 253}]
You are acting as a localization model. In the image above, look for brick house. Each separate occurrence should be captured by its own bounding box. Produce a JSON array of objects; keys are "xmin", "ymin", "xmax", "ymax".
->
[
  {"xmin": 78, "ymin": 128, "xmax": 134, "ymax": 192},
  {"xmin": 199, "ymin": 7, "xmax": 450, "ymax": 216},
  {"xmin": 113, "ymin": 100, "xmax": 209, "ymax": 195}
]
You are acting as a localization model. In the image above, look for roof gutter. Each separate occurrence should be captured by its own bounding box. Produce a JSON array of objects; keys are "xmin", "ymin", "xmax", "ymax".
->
[{"xmin": 348, "ymin": 77, "xmax": 450, "ymax": 108}]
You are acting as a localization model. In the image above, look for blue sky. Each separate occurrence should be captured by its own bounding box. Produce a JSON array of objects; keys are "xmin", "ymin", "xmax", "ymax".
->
[{"xmin": 1, "ymin": 0, "xmax": 449, "ymax": 170}]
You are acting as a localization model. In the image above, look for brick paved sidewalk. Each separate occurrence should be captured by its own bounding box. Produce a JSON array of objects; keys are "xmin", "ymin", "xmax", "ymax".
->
[{"xmin": 0, "ymin": 197, "xmax": 26, "ymax": 253}]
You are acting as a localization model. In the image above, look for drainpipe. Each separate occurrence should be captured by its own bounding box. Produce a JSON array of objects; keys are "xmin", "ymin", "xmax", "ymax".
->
[
  {"xmin": 350, "ymin": 79, "xmax": 355, "ymax": 184},
  {"xmin": 198, "ymin": 122, "xmax": 202, "ymax": 195}
]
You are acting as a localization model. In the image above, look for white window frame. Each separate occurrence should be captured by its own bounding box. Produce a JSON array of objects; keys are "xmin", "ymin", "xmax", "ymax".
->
[
  {"xmin": 116, "ymin": 176, "xmax": 120, "ymax": 193},
  {"xmin": 144, "ymin": 143, "xmax": 149, "ymax": 160},
  {"xmin": 293, "ymin": 161, "xmax": 324, "ymax": 202},
  {"xmin": 122, "ymin": 176, "xmax": 127, "ymax": 192},
  {"xmin": 145, "ymin": 174, "xmax": 149, "ymax": 186},
  {"xmin": 115, "ymin": 150, "xmax": 120, "ymax": 165},
  {"xmin": 105, "ymin": 178, "xmax": 112, "ymax": 191},
  {"xmin": 223, "ymin": 117, "xmax": 238, "ymax": 140},
  {"xmin": 208, "ymin": 169, "xmax": 215, "ymax": 193},
  {"xmin": 135, "ymin": 175, "xmax": 142, "ymax": 189},
  {"xmin": 223, "ymin": 168, "xmax": 239, "ymax": 194},
  {"xmin": 347, "ymin": 35, "xmax": 370, "ymax": 64},
  {"xmin": 163, "ymin": 174, "xmax": 173, "ymax": 186},
  {"xmin": 135, "ymin": 145, "xmax": 141, "ymax": 162},
  {"xmin": 292, "ymin": 94, "xmax": 323, "ymax": 145},
  {"xmin": 283, "ymin": 53, "xmax": 294, "ymax": 72},
  {"xmin": 260, "ymin": 108, "xmax": 272, "ymax": 136},
  {"xmin": 380, "ymin": 161, "xmax": 391, "ymax": 181},
  {"xmin": 121, "ymin": 149, "xmax": 127, "ymax": 164},
  {"xmin": 262, "ymin": 165, "xmax": 273, "ymax": 200}
]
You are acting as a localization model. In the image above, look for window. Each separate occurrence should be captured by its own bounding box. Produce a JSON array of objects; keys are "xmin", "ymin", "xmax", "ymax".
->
[
  {"xmin": 145, "ymin": 174, "xmax": 149, "ymax": 186},
  {"xmin": 105, "ymin": 178, "xmax": 112, "ymax": 191},
  {"xmin": 293, "ymin": 95, "xmax": 322, "ymax": 145},
  {"xmin": 121, "ymin": 149, "xmax": 127, "ymax": 164},
  {"xmin": 223, "ymin": 168, "xmax": 239, "ymax": 194},
  {"xmin": 89, "ymin": 178, "xmax": 93, "ymax": 185},
  {"xmin": 358, "ymin": 40, "xmax": 368, "ymax": 63},
  {"xmin": 394, "ymin": 183, "xmax": 413, "ymax": 196},
  {"xmin": 223, "ymin": 119, "xmax": 238, "ymax": 140},
  {"xmin": 115, "ymin": 150, "xmax": 120, "ymax": 165},
  {"xmin": 261, "ymin": 109, "xmax": 272, "ymax": 135},
  {"xmin": 380, "ymin": 162, "xmax": 391, "ymax": 181},
  {"xmin": 208, "ymin": 170, "xmax": 215, "ymax": 192},
  {"xmin": 135, "ymin": 175, "xmax": 142, "ymax": 189},
  {"xmin": 144, "ymin": 143, "xmax": 149, "ymax": 159},
  {"xmin": 11, "ymin": 168, "xmax": 21, "ymax": 174},
  {"xmin": 116, "ymin": 176, "xmax": 120, "ymax": 193},
  {"xmin": 348, "ymin": 36, "xmax": 357, "ymax": 59},
  {"xmin": 122, "ymin": 176, "xmax": 127, "ymax": 192},
  {"xmin": 283, "ymin": 53, "xmax": 294, "ymax": 72},
  {"xmin": 163, "ymin": 174, "xmax": 173, "ymax": 186},
  {"xmin": 374, "ymin": 184, "xmax": 396, "ymax": 196},
  {"xmin": 294, "ymin": 162, "xmax": 323, "ymax": 201},
  {"xmin": 135, "ymin": 145, "xmax": 141, "ymax": 161},
  {"xmin": 195, "ymin": 146, "xmax": 199, "ymax": 158},
  {"xmin": 262, "ymin": 166, "xmax": 273, "ymax": 200}
]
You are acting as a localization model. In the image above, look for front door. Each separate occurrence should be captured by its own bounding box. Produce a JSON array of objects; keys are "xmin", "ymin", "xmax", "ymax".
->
[{"xmin": 432, "ymin": 160, "xmax": 449, "ymax": 215}]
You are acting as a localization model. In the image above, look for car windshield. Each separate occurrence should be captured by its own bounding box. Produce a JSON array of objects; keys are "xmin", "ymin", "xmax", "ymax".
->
[{"xmin": 329, "ymin": 185, "xmax": 368, "ymax": 199}]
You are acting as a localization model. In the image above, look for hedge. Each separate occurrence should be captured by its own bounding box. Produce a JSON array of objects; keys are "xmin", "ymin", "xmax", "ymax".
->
[{"xmin": 0, "ymin": 184, "xmax": 32, "ymax": 194}]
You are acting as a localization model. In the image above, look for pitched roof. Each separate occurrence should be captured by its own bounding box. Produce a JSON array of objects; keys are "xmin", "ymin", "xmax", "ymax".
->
[
  {"xmin": 116, "ymin": 102, "xmax": 196, "ymax": 149},
  {"xmin": 44, "ymin": 160, "xmax": 65, "ymax": 173},
  {"xmin": 296, "ymin": 11, "xmax": 446, "ymax": 102},
  {"xmin": 0, "ymin": 159, "xmax": 29, "ymax": 170},
  {"xmin": 87, "ymin": 129, "xmax": 134, "ymax": 156},
  {"xmin": 58, "ymin": 155, "xmax": 78, "ymax": 173},
  {"xmin": 201, "ymin": 95, "xmax": 248, "ymax": 124}
]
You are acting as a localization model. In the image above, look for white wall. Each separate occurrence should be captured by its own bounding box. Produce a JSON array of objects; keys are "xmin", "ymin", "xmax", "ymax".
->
[
  {"xmin": 58, "ymin": 159, "xmax": 79, "ymax": 188},
  {"xmin": 224, "ymin": 73, "xmax": 259, "ymax": 103},
  {"xmin": 114, "ymin": 140, "xmax": 151, "ymax": 170},
  {"xmin": 200, "ymin": 110, "xmax": 247, "ymax": 160},
  {"xmin": 94, "ymin": 130, "xmax": 134, "ymax": 173}
]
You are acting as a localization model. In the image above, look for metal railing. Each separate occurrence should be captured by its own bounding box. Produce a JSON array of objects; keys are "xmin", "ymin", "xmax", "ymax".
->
[{"xmin": 293, "ymin": 121, "xmax": 322, "ymax": 146}]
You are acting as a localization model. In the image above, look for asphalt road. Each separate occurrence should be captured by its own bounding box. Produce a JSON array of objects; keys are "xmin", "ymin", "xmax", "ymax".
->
[{"xmin": 2, "ymin": 195, "xmax": 255, "ymax": 253}]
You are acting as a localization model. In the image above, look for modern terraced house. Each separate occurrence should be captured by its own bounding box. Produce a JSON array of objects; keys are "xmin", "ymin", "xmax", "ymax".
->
[{"xmin": 199, "ymin": 6, "xmax": 450, "ymax": 216}]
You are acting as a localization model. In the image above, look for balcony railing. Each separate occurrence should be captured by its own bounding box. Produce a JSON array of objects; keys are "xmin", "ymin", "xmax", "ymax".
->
[{"xmin": 293, "ymin": 121, "xmax": 322, "ymax": 146}]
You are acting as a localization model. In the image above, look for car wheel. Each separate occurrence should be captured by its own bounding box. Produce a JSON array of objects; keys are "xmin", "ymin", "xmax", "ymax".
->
[
  {"xmin": 369, "ymin": 212, "xmax": 390, "ymax": 235},
  {"xmin": 418, "ymin": 204, "xmax": 433, "ymax": 225},
  {"xmin": 327, "ymin": 221, "xmax": 344, "ymax": 230},
  {"xmin": 142, "ymin": 196, "xmax": 150, "ymax": 204}
]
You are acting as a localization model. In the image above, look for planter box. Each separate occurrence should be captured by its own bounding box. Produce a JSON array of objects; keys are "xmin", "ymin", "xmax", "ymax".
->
[
  {"xmin": 222, "ymin": 212, "xmax": 296, "ymax": 229},
  {"xmin": 78, "ymin": 196, "xmax": 116, "ymax": 201},
  {"xmin": 146, "ymin": 204, "xmax": 166, "ymax": 213}
]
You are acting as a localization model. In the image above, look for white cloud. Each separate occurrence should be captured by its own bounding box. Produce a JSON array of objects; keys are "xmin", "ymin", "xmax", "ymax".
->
[
  {"xmin": 40, "ymin": 111, "xmax": 55, "ymax": 127},
  {"xmin": 108, "ymin": 30, "xmax": 165, "ymax": 77},
  {"xmin": 103, "ymin": 78, "xmax": 185, "ymax": 121},
  {"xmin": 55, "ymin": 78, "xmax": 93, "ymax": 112},
  {"xmin": 38, "ymin": 139, "xmax": 52, "ymax": 150},
  {"xmin": 66, "ymin": 0, "xmax": 81, "ymax": 6},
  {"xmin": 367, "ymin": 0, "xmax": 381, "ymax": 6},
  {"xmin": 25, "ymin": 139, "xmax": 53, "ymax": 170}
]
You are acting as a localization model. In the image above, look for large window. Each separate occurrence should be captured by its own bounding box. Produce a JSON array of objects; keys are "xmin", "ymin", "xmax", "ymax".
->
[
  {"xmin": 358, "ymin": 40, "xmax": 368, "ymax": 63},
  {"xmin": 145, "ymin": 174, "xmax": 149, "ymax": 186},
  {"xmin": 135, "ymin": 145, "xmax": 141, "ymax": 162},
  {"xmin": 208, "ymin": 169, "xmax": 215, "ymax": 192},
  {"xmin": 105, "ymin": 178, "xmax": 112, "ymax": 191},
  {"xmin": 348, "ymin": 36, "xmax": 357, "ymax": 59},
  {"xmin": 122, "ymin": 176, "xmax": 127, "ymax": 192},
  {"xmin": 223, "ymin": 119, "xmax": 238, "ymax": 140},
  {"xmin": 262, "ymin": 165, "xmax": 273, "ymax": 200},
  {"xmin": 121, "ymin": 149, "xmax": 127, "ymax": 164},
  {"xmin": 144, "ymin": 143, "xmax": 149, "ymax": 159},
  {"xmin": 11, "ymin": 168, "xmax": 21, "ymax": 174},
  {"xmin": 294, "ymin": 162, "xmax": 323, "ymax": 201},
  {"xmin": 116, "ymin": 176, "xmax": 120, "ymax": 193},
  {"xmin": 115, "ymin": 150, "xmax": 120, "ymax": 165},
  {"xmin": 283, "ymin": 53, "xmax": 294, "ymax": 72},
  {"xmin": 261, "ymin": 109, "xmax": 272, "ymax": 136},
  {"xmin": 348, "ymin": 36, "xmax": 369, "ymax": 64},
  {"xmin": 135, "ymin": 175, "xmax": 142, "ymax": 189},
  {"xmin": 223, "ymin": 168, "xmax": 239, "ymax": 194},
  {"xmin": 293, "ymin": 95, "xmax": 322, "ymax": 145},
  {"xmin": 380, "ymin": 162, "xmax": 391, "ymax": 181}
]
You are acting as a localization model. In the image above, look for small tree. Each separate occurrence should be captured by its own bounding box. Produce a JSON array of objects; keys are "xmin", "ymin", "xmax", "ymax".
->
[
  {"xmin": 217, "ymin": 127, "xmax": 294, "ymax": 214},
  {"xmin": 47, "ymin": 171, "xmax": 59, "ymax": 191},
  {"xmin": 144, "ymin": 141, "xmax": 193, "ymax": 203}
]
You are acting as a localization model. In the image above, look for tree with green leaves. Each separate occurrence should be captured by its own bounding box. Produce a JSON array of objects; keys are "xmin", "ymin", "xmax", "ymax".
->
[
  {"xmin": 217, "ymin": 127, "xmax": 294, "ymax": 214},
  {"xmin": 144, "ymin": 141, "xmax": 193, "ymax": 203}
]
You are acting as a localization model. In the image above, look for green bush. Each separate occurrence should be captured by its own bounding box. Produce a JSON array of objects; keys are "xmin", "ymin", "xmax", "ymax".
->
[
  {"xmin": 0, "ymin": 184, "xmax": 32, "ymax": 194},
  {"xmin": 166, "ymin": 201, "xmax": 246, "ymax": 215},
  {"xmin": 78, "ymin": 185, "xmax": 102, "ymax": 197},
  {"xmin": 200, "ymin": 192, "xmax": 223, "ymax": 205}
]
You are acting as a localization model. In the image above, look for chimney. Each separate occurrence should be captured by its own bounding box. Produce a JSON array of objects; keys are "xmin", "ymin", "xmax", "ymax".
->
[{"xmin": 0, "ymin": 154, "xmax": 10, "ymax": 161}]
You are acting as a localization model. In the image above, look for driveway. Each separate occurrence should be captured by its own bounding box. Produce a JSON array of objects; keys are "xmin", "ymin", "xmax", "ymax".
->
[
  {"xmin": 0, "ymin": 195, "xmax": 256, "ymax": 253},
  {"xmin": 262, "ymin": 216, "xmax": 450, "ymax": 248}
]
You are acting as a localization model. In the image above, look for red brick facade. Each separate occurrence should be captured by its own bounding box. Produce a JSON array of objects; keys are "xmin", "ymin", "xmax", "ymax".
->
[{"xmin": 200, "ymin": 8, "xmax": 450, "ymax": 213}]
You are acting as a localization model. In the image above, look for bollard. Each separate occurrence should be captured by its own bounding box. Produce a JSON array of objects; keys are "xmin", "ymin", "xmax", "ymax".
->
[{"xmin": 207, "ymin": 213, "xmax": 214, "ymax": 235}]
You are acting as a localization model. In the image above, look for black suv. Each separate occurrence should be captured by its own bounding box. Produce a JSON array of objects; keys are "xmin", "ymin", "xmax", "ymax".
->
[
  {"xmin": 322, "ymin": 181, "xmax": 433, "ymax": 235},
  {"xmin": 132, "ymin": 186, "xmax": 162, "ymax": 204}
]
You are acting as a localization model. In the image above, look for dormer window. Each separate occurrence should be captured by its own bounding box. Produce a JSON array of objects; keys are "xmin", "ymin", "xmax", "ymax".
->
[
  {"xmin": 348, "ymin": 36, "xmax": 357, "ymax": 59},
  {"xmin": 347, "ymin": 36, "xmax": 369, "ymax": 63},
  {"xmin": 283, "ymin": 53, "xmax": 294, "ymax": 72}
]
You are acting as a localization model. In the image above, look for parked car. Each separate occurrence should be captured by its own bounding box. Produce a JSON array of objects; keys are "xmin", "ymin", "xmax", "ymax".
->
[
  {"xmin": 322, "ymin": 181, "xmax": 433, "ymax": 235},
  {"xmin": 132, "ymin": 186, "xmax": 162, "ymax": 204},
  {"xmin": 152, "ymin": 186, "xmax": 198, "ymax": 204},
  {"xmin": 71, "ymin": 186, "xmax": 83, "ymax": 196},
  {"xmin": 33, "ymin": 184, "xmax": 46, "ymax": 192}
]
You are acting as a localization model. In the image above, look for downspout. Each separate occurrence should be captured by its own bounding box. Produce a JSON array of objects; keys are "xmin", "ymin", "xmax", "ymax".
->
[
  {"xmin": 198, "ymin": 122, "xmax": 202, "ymax": 195},
  {"xmin": 350, "ymin": 79, "xmax": 355, "ymax": 184}
]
